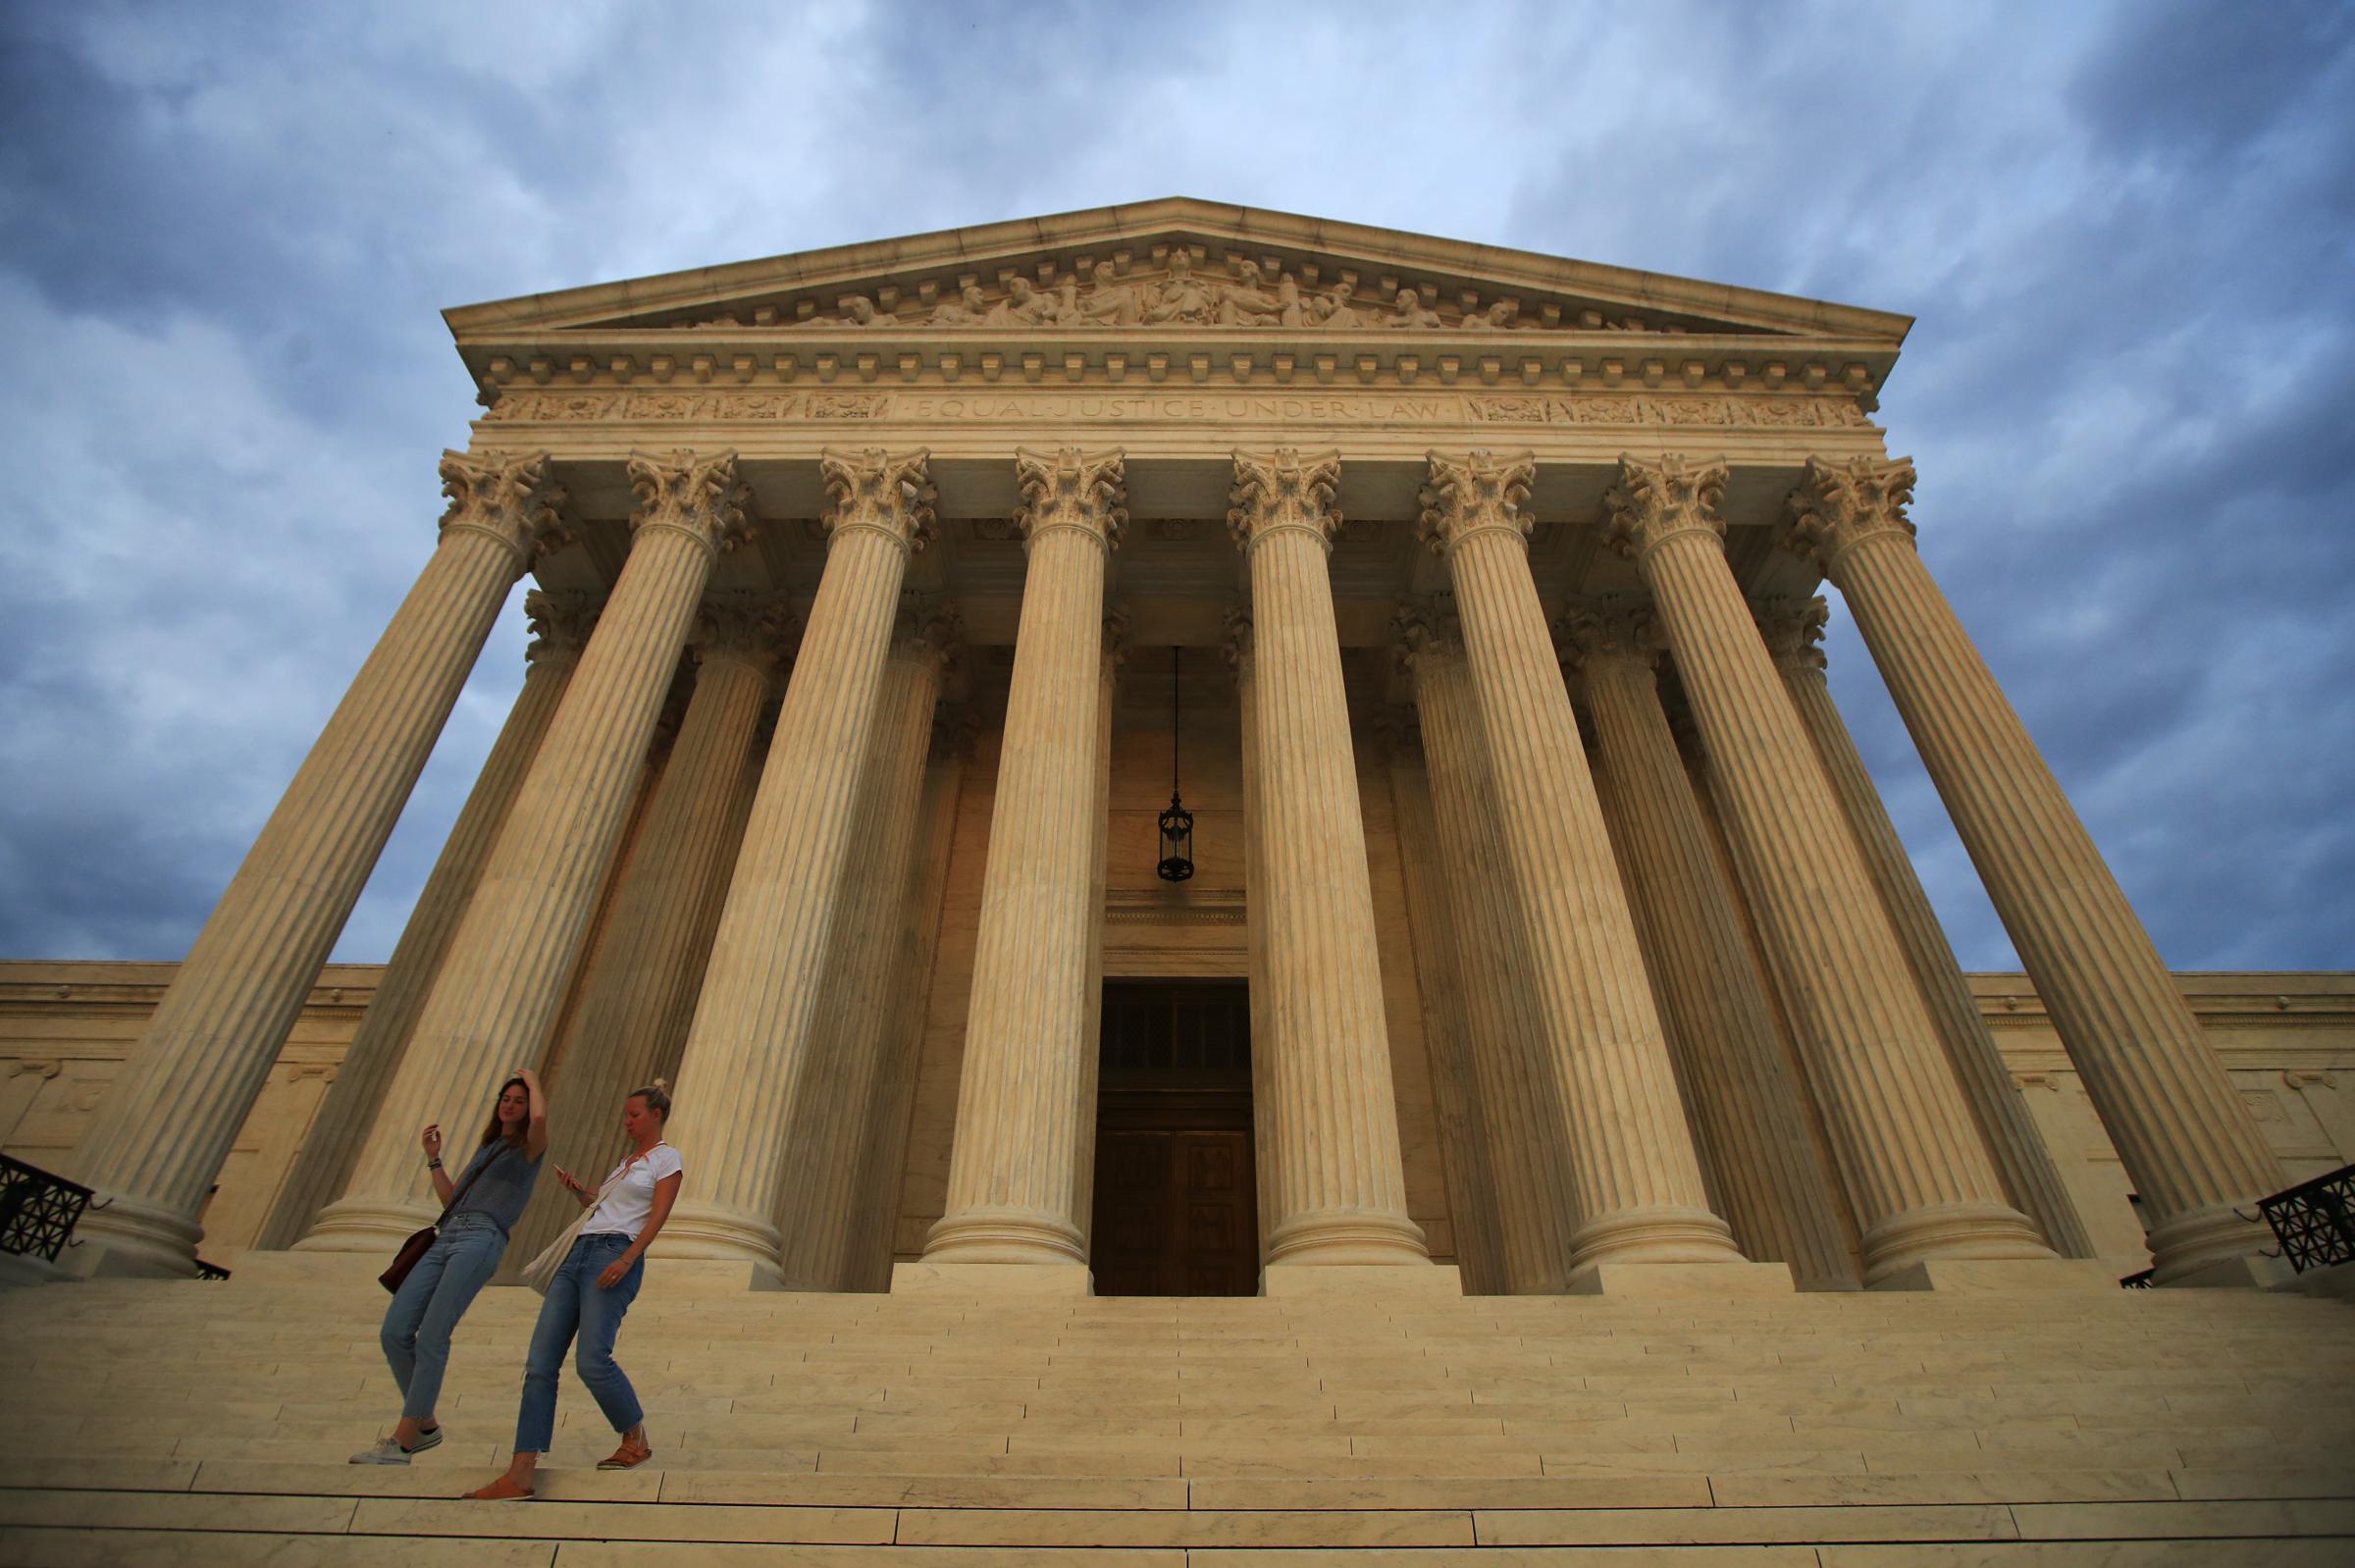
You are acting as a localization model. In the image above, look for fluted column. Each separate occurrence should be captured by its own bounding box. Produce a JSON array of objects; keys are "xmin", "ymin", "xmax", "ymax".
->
[
  {"xmin": 844, "ymin": 716, "xmax": 970, "ymax": 1291},
  {"xmin": 1567, "ymin": 603, "xmax": 1860, "ymax": 1289},
  {"xmin": 1393, "ymin": 608, "xmax": 1583, "ymax": 1291},
  {"xmin": 1073, "ymin": 606, "xmax": 1125, "ymax": 1255},
  {"xmin": 1385, "ymin": 718, "xmax": 1506, "ymax": 1293},
  {"xmin": 659, "ymin": 449, "xmax": 935, "ymax": 1277},
  {"xmin": 1785, "ymin": 457, "xmax": 2283, "ymax": 1281},
  {"xmin": 1223, "ymin": 606, "xmax": 1282, "ymax": 1253},
  {"xmin": 1756, "ymin": 594, "xmax": 2094, "ymax": 1260},
  {"xmin": 303, "ymin": 449, "xmax": 753, "ymax": 1249},
  {"xmin": 1228, "ymin": 450, "xmax": 1428, "ymax": 1270},
  {"xmin": 505, "ymin": 592, "xmax": 787, "ymax": 1270},
  {"xmin": 1604, "ymin": 453, "xmax": 2050, "ymax": 1285},
  {"xmin": 926, "ymin": 449, "xmax": 1125, "ymax": 1270},
  {"xmin": 1418, "ymin": 452, "xmax": 1742, "ymax": 1279},
  {"xmin": 772, "ymin": 603, "xmax": 953, "ymax": 1288},
  {"xmin": 71, "ymin": 451, "xmax": 569, "ymax": 1275},
  {"xmin": 256, "ymin": 589, "xmax": 598, "ymax": 1250}
]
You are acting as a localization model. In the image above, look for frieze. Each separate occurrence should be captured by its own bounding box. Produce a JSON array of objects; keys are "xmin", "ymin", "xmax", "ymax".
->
[
  {"xmin": 487, "ymin": 389, "xmax": 1872, "ymax": 430},
  {"xmin": 665, "ymin": 246, "xmax": 1697, "ymax": 337}
]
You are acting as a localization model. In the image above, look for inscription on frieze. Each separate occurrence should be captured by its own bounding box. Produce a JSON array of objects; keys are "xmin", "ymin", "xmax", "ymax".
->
[{"xmin": 486, "ymin": 389, "xmax": 1871, "ymax": 430}]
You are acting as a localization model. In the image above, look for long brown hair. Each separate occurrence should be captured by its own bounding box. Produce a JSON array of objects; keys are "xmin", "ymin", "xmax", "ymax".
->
[{"xmin": 479, "ymin": 1075, "xmax": 531, "ymax": 1149}]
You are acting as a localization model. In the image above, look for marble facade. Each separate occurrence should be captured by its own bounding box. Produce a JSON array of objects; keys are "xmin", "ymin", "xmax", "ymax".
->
[{"xmin": 11, "ymin": 202, "xmax": 2344, "ymax": 1295}]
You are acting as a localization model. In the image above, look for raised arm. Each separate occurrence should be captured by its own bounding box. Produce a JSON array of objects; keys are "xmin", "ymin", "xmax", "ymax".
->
[{"xmin": 515, "ymin": 1067, "xmax": 550, "ymax": 1161}]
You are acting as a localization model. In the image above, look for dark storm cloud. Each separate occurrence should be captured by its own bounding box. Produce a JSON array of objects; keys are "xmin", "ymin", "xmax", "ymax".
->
[{"xmin": 0, "ymin": 0, "xmax": 2347, "ymax": 976}]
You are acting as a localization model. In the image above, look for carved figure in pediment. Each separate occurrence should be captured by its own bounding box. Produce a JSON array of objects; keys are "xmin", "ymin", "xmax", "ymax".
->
[
  {"xmin": 1214, "ymin": 259, "xmax": 1281, "ymax": 326},
  {"xmin": 929, "ymin": 283, "xmax": 989, "ymax": 326},
  {"xmin": 984, "ymin": 276, "xmax": 1055, "ymax": 327},
  {"xmin": 1273, "ymin": 273, "xmax": 1308, "ymax": 328},
  {"xmin": 1143, "ymin": 248, "xmax": 1218, "ymax": 325},
  {"xmin": 1463, "ymin": 298, "xmax": 1521, "ymax": 331},
  {"xmin": 1048, "ymin": 274, "xmax": 1082, "ymax": 324},
  {"xmin": 1386, "ymin": 287, "xmax": 1444, "ymax": 329},
  {"xmin": 1077, "ymin": 260, "xmax": 1150, "ymax": 325},
  {"xmin": 824, "ymin": 295, "xmax": 897, "ymax": 328},
  {"xmin": 1309, "ymin": 280, "xmax": 1365, "ymax": 328}
]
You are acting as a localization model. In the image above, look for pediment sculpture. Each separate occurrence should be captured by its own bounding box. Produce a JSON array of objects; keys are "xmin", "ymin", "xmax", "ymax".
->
[{"xmin": 670, "ymin": 247, "xmax": 1695, "ymax": 336}]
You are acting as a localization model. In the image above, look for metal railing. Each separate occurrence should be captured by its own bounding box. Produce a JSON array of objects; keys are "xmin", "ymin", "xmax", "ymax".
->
[
  {"xmin": 2257, "ymin": 1163, "xmax": 2355, "ymax": 1275},
  {"xmin": 2118, "ymin": 1267, "xmax": 2156, "ymax": 1289},
  {"xmin": 0, "ymin": 1153, "xmax": 95, "ymax": 1265}
]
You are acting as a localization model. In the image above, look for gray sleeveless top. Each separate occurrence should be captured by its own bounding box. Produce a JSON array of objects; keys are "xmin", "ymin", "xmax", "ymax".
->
[{"xmin": 447, "ymin": 1138, "xmax": 544, "ymax": 1234}]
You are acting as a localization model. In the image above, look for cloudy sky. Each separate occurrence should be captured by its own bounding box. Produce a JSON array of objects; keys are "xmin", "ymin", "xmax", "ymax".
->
[{"xmin": 2, "ymin": 0, "xmax": 2348, "ymax": 975}]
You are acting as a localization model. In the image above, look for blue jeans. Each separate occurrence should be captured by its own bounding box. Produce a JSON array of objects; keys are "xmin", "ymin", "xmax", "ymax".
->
[
  {"xmin": 515, "ymin": 1231, "xmax": 645, "ymax": 1454},
  {"xmin": 380, "ymin": 1210, "xmax": 507, "ymax": 1424}
]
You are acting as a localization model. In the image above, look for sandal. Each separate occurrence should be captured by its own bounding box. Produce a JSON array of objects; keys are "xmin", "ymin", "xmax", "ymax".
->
[
  {"xmin": 462, "ymin": 1475, "xmax": 536, "ymax": 1500},
  {"xmin": 598, "ymin": 1437, "xmax": 654, "ymax": 1470}
]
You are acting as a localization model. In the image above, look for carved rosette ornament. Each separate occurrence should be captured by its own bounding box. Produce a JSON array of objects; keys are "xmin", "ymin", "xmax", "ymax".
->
[
  {"xmin": 1418, "ymin": 451, "xmax": 1537, "ymax": 558},
  {"xmin": 1014, "ymin": 447, "xmax": 1128, "ymax": 552},
  {"xmin": 1753, "ymin": 595, "xmax": 1831, "ymax": 673},
  {"xmin": 1602, "ymin": 453, "xmax": 1732, "ymax": 563},
  {"xmin": 624, "ymin": 448, "xmax": 755, "ymax": 557},
  {"xmin": 1227, "ymin": 448, "xmax": 1343, "ymax": 555},
  {"xmin": 817, "ymin": 447, "xmax": 936, "ymax": 554},
  {"xmin": 1783, "ymin": 455, "xmax": 1918, "ymax": 574},
  {"xmin": 437, "ymin": 448, "xmax": 571, "ymax": 569}
]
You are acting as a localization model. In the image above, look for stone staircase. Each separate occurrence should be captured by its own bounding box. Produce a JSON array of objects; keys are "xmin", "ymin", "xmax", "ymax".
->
[{"xmin": 3, "ymin": 1265, "xmax": 2352, "ymax": 1564}]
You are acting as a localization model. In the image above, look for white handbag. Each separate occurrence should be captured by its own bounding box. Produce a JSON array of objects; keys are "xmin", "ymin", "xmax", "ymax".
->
[{"xmin": 519, "ymin": 1166, "xmax": 627, "ymax": 1296}]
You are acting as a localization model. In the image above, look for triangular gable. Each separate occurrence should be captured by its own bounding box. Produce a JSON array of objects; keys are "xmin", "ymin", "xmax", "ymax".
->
[{"xmin": 444, "ymin": 198, "xmax": 1910, "ymax": 346}]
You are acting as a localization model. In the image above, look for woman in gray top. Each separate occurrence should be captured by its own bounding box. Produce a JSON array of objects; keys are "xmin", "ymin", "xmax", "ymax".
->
[{"xmin": 350, "ymin": 1068, "xmax": 548, "ymax": 1464}]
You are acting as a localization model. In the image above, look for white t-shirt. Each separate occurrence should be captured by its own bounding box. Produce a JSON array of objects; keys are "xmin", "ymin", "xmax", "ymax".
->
[{"xmin": 583, "ymin": 1142, "xmax": 684, "ymax": 1239}]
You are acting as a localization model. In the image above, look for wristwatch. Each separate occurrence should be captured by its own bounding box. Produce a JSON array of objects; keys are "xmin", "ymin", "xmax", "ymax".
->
[{"xmin": 427, "ymin": 1158, "xmax": 444, "ymax": 1170}]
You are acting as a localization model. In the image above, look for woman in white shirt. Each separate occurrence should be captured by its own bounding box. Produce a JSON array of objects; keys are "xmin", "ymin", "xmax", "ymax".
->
[{"xmin": 465, "ymin": 1080, "xmax": 683, "ymax": 1500}]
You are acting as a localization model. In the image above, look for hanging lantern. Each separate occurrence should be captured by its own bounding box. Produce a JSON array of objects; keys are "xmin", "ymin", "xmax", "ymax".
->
[{"xmin": 1156, "ymin": 645, "xmax": 1195, "ymax": 882}]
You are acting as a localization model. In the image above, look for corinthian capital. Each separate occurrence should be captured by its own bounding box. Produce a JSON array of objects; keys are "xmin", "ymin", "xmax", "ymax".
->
[
  {"xmin": 524, "ymin": 588, "xmax": 602, "ymax": 667},
  {"xmin": 893, "ymin": 594, "xmax": 963, "ymax": 665},
  {"xmin": 1783, "ymin": 455, "xmax": 1918, "ymax": 571},
  {"xmin": 1417, "ymin": 450, "xmax": 1536, "ymax": 556},
  {"xmin": 1014, "ymin": 447, "xmax": 1127, "ymax": 553},
  {"xmin": 1221, "ymin": 604, "xmax": 1255, "ymax": 683},
  {"xmin": 1556, "ymin": 599, "xmax": 1663, "ymax": 673},
  {"xmin": 438, "ymin": 448, "xmax": 571, "ymax": 566},
  {"xmin": 819, "ymin": 447, "xmax": 936, "ymax": 554},
  {"xmin": 1390, "ymin": 598, "xmax": 1462, "ymax": 676},
  {"xmin": 1753, "ymin": 594, "xmax": 1830, "ymax": 674},
  {"xmin": 1602, "ymin": 453, "xmax": 1730, "ymax": 563},
  {"xmin": 626, "ymin": 448, "xmax": 756, "ymax": 556},
  {"xmin": 693, "ymin": 592, "xmax": 795, "ymax": 673},
  {"xmin": 1228, "ymin": 448, "xmax": 1342, "ymax": 554}
]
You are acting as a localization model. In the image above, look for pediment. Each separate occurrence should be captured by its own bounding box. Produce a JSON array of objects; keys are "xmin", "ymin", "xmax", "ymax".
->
[{"xmin": 444, "ymin": 198, "xmax": 1910, "ymax": 346}]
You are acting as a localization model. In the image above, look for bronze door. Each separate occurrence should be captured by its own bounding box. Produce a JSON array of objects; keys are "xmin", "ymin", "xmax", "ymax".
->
[{"xmin": 1091, "ymin": 982, "xmax": 1258, "ymax": 1296}]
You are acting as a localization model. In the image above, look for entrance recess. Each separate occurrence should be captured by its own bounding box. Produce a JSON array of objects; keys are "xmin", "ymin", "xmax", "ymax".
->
[{"xmin": 1091, "ymin": 980, "xmax": 1258, "ymax": 1296}]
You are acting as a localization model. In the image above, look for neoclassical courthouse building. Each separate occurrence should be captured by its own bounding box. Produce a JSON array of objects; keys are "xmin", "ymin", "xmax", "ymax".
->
[{"xmin": 6, "ymin": 201, "xmax": 2351, "ymax": 1303}]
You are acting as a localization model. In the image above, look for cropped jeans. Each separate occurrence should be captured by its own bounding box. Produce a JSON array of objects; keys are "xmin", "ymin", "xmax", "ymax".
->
[
  {"xmin": 515, "ymin": 1231, "xmax": 645, "ymax": 1454},
  {"xmin": 380, "ymin": 1209, "xmax": 507, "ymax": 1424}
]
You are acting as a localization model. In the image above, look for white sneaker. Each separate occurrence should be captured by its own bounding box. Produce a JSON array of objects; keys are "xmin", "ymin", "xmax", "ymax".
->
[{"xmin": 348, "ymin": 1438, "xmax": 411, "ymax": 1466}]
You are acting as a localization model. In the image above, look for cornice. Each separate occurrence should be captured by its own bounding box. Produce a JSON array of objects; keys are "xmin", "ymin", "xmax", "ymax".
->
[{"xmin": 444, "ymin": 198, "xmax": 1911, "ymax": 347}]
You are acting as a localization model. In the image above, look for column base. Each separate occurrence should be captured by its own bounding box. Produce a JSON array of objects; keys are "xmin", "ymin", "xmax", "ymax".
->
[
  {"xmin": 2159, "ymin": 1253, "xmax": 2298, "ymax": 1291},
  {"xmin": 648, "ymin": 1200, "xmax": 786, "ymax": 1272},
  {"xmin": 891, "ymin": 1260, "xmax": 1094, "ymax": 1296},
  {"xmin": 637, "ymin": 1258, "xmax": 789, "ymax": 1296},
  {"xmin": 922, "ymin": 1204, "xmax": 1088, "ymax": 1267},
  {"xmin": 1261, "ymin": 1262, "xmax": 1462, "ymax": 1299},
  {"xmin": 2145, "ymin": 1199, "xmax": 2277, "ymax": 1285},
  {"xmin": 1858, "ymin": 1199, "xmax": 2055, "ymax": 1286},
  {"xmin": 293, "ymin": 1195, "xmax": 438, "ymax": 1253},
  {"xmin": 1564, "ymin": 1260, "xmax": 1796, "ymax": 1297},
  {"xmin": 1564, "ymin": 1204, "xmax": 1748, "ymax": 1273},
  {"xmin": 1262, "ymin": 1207, "xmax": 1430, "ymax": 1267},
  {"xmin": 62, "ymin": 1192, "xmax": 204, "ymax": 1280},
  {"xmin": 217, "ymin": 1249, "xmax": 382, "ymax": 1286},
  {"xmin": 1870, "ymin": 1258, "xmax": 2120, "ymax": 1293}
]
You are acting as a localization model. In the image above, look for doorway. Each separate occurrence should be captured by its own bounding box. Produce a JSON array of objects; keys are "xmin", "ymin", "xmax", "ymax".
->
[{"xmin": 1091, "ymin": 980, "xmax": 1259, "ymax": 1295}]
